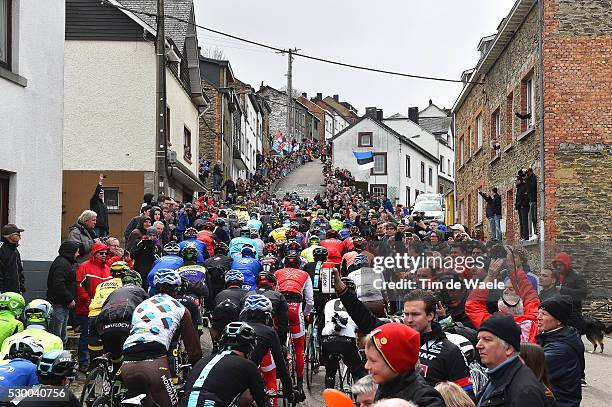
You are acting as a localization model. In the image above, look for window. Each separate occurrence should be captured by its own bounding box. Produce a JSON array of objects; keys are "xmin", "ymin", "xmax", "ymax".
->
[
  {"xmin": 491, "ymin": 108, "xmax": 501, "ymax": 158},
  {"xmin": 447, "ymin": 159, "xmax": 451, "ymax": 175},
  {"xmin": 460, "ymin": 138, "xmax": 464, "ymax": 165},
  {"xmin": 104, "ymin": 188, "xmax": 120, "ymax": 211},
  {"xmin": 0, "ymin": 171, "xmax": 9, "ymax": 227},
  {"xmin": 420, "ymin": 162, "xmax": 425, "ymax": 183},
  {"xmin": 371, "ymin": 153, "xmax": 387, "ymax": 175},
  {"xmin": 0, "ymin": 0, "xmax": 11, "ymax": 69},
  {"xmin": 521, "ymin": 72, "xmax": 535, "ymax": 132},
  {"xmin": 165, "ymin": 107, "xmax": 171, "ymax": 145},
  {"xmin": 370, "ymin": 184, "xmax": 387, "ymax": 197},
  {"xmin": 477, "ymin": 190, "xmax": 483, "ymax": 223},
  {"xmin": 439, "ymin": 155, "xmax": 444, "ymax": 173},
  {"xmin": 183, "ymin": 126, "xmax": 192, "ymax": 162},
  {"xmin": 405, "ymin": 155, "xmax": 411, "ymax": 177},
  {"xmin": 476, "ymin": 114, "xmax": 483, "ymax": 149},
  {"xmin": 406, "ymin": 187, "xmax": 411, "ymax": 207},
  {"xmin": 358, "ymin": 132, "xmax": 372, "ymax": 147},
  {"xmin": 506, "ymin": 92, "xmax": 513, "ymax": 144},
  {"xmin": 460, "ymin": 200, "xmax": 465, "ymax": 224},
  {"xmin": 467, "ymin": 126, "xmax": 471, "ymax": 156},
  {"xmin": 428, "ymin": 167, "xmax": 433, "ymax": 186}
]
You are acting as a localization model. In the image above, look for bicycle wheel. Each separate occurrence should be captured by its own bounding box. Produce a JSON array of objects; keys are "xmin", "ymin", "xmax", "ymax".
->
[
  {"xmin": 305, "ymin": 324, "xmax": 314, "ymax": 391},
  {"xmin": 90, "ymin": 395, "xmax": 112, "ymax": 407},
  {"xmin": 80, "ymin": 364, "xmax": 110, "ymax": 407}
]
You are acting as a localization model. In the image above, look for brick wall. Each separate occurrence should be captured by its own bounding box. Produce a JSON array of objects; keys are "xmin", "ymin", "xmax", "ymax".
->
[
  {"xmin": 542, "ymin": 0, "xmax": 612, "ymax": 305},
  {"xmin": 455, "ymin": 6, "xmax": 540, "ymax": 240}
]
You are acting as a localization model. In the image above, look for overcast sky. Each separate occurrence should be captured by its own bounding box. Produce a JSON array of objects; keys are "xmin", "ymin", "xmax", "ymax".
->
[{"xmin": 194, "ymin": 0, "xmax": 515, "ymax": 116}]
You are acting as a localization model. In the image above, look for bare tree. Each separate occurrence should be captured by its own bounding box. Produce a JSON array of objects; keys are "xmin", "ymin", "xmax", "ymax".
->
[
  {"xmin": 280, "ymin": 85, "xmax": 303, "ymax": 98},
  {"xmin": 201, "ymin": 46, "xmax": 225, "ymax": 60}
]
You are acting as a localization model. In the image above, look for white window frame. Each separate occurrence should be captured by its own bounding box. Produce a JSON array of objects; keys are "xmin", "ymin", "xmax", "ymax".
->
[
  {"xmin": 526, "ymin": 75, "xmax": 535, "ymax": 127},
  {"xmin": 460, "ymin": 138, "xmax": 464, "ymax": 165},
  {"xmin": 372, "ymin": 153, "xmax": 386, "ymax": 175},
  {"xmin": 476, "ymin": 114, "xmax": 483, "ymax": 148},
  {"xmin": 477, "ymin": 191, "xmax": 483, "ymax": 223},
  {"xmin": 420, "ymin": 162, "xmax": 425, "ymax": 183}
]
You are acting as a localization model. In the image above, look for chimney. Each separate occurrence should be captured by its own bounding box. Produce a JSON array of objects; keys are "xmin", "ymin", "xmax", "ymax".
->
[
  {"xmin": 316, "ymin": 93, "xmax": 322, "ymax": 100},
  {"xmin": 408, "ymin": 107, "xmax": 419, "ymax": 124},
  {"xmin": 376, "ymin": 109, "xmax": 383, "ymax": 121},
  {"xmin": 333, "ymin": 94, "xmax": 339, "ymax": 102},
  {"xmin": 365, "ymin": 107, "xmax": 378, "ymax": 120},
  {"xmin": 302, "ymin": 92, "xmax": 307, "ymax": 98}
]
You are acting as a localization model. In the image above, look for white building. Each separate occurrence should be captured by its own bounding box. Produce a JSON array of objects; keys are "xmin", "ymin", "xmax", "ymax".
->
[
  {"xmin": 0, "ymin": 0, "xmax": 65, "ymax": 295},
  {"xmin": 62, "ymin": 0, "xmax": 208, "ymax": 238},
  {"xmin": 331, "ymin": 110, "xmax": 439, "ymax": 207}
]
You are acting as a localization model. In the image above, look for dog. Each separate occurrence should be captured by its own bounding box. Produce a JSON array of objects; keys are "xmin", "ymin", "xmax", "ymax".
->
[{"xmin": 583, "ymin": 316, "xmax": 612, "ymax": 353}]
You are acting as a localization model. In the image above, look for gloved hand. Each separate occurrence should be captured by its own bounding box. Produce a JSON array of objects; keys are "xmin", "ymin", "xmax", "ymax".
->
[{"xmin": 285, "ymin": 389, "xmax": 296, "ymax": 404}]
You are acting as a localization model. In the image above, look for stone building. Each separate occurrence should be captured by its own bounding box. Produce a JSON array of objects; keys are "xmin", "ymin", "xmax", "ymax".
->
[{"xmin": 453, "ymin": 0, "xmax": 612, "ymax": 304}]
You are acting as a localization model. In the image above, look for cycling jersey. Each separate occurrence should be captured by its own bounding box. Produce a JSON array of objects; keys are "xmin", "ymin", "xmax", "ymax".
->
[
  {"xmin": 147, "ymin": 255, "xmax": 184, "ymax": 295},
  {"xmin": 247, "ymin": 218, "xmax": 263, "ymax": 232},
  {"xmin": 319, "ymin": 238, "xmax": 345, "ymax": 265},
  {"xmin": 181, "ymin": 351, "xmax": 270, "ymax": 407},
  {"xmin": 179, "ymin": 238, "xmax": 209, "ymax": 264},
  {"xmin": 328, "ymin": 219, "xmax": 343, "ymax": 231},
  {"xmin": 246, "ymin": 288, "xmax": 289, "ymax": 346},
  {"xmin": 231, "ymin": 256, "xmax": 262, "ymax": 291},
  {"xmin": 197, "ymin": 231, "xmax": 216, "ymax": 257},
  {"xmin": 274, "ymin": 268, "xmax": 314, "ymax": 310},
  {"xmin": 97, "ymin": 285, "xmax": 149, "ymax": 328},
  {"xmin": 228, "ymin": 236, "xmax": 259, "ymax": 259},
  {"xmin": 269, "ymin": 227, "xmax": 288, "ymax": 243},
  {"xmin": 300, "ymin": 245, "xmax": 323, "ymax": 263},
  {"xmin": 321, "ymin": 299, "xmax": 357, "ymax": 338},
  {"xmin": 203, "ymin": 255, "xmax": 233, "ymax": 304},
  {"xmin": 0, "ymin": 311, "xmax": 23, "ymax": 347},
  {"xmin": 88, "ymin": 277, "xmax": 123, "ymax": 317},
  {"xmin": 0, "ymin": 327, "xmax": 63, "ymax": 361},
  {"xmin": 176, "ymin": 264, "xmax": 209, "ymax": 300},
  {"xmin": 0, "ymin": 358, "xmax": 38, "ymax": 396}
]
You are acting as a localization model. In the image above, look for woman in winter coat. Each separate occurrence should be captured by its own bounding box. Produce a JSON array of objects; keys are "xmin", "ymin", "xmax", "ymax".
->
[
  {"xmin": 67, "ymin": 210, "xmax": 98, "ymax": 264},
  {"xmin": 125, "ymin": 216, "xmax": 152, "ymax": 253},
  {"xmin": 47, "ymin": 240, "xmax": 81, "ymax": 343}
]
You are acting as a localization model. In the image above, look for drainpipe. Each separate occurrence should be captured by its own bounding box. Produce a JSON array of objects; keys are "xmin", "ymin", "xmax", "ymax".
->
[
  {"xmin": 452, "ymin": 113, "xmax": 458, "ymax": 224},
  {"xmin": 538, "ymin": 0, "xmax": 546, "ymax": 272}
]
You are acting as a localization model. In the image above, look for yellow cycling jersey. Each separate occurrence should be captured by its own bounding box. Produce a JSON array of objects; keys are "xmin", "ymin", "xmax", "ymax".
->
[
  {"xmin": 270, "ymin": 227, "xmax": 288, "ymax": 242},
  {"xmin": 88, "ymin": 277, "xmax": 123, "ymax": 317},
  {"xmin": 0, "ymin": 328, "xmax": 63, "ymax": 362}
]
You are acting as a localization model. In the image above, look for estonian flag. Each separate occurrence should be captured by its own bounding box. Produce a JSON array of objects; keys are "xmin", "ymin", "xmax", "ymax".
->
[{"xmin": 353, "ymin": 149, "xmax": 374, "ymax": 171}]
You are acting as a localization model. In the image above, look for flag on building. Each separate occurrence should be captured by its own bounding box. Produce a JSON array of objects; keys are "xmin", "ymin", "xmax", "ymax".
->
[
  {"xmin": 272, "ymin": 130, "xmax": 284, "ymax": 154},
  {"xmin": 352, "ymin": 149, "xmax": 374, "ymax": 171}
]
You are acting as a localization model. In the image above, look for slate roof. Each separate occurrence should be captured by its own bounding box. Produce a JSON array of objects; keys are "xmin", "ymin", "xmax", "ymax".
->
[
  {"xmin": 419, "ymin": 116, "xmax": 452, "ymax": 135},
  {"xmin": 118, "ymin": 0, "xmax": 191, "ymax": 51}
]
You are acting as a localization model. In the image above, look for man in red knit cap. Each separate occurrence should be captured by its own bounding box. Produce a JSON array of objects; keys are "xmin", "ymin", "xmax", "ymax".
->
[{"xmin": 364, "ymin": 322, "xmax": 444, "ymax": 405}]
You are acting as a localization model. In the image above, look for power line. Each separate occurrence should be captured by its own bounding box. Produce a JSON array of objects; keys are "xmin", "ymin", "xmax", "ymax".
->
[{"xmin": 102, "ymin": 1, "xmax": 482, "ymax": 85}]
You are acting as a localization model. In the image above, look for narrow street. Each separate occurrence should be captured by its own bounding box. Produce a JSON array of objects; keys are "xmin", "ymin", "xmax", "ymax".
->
[{"xmin": 274, "ymin": 161, "xmax": 326, "ymax": 199}]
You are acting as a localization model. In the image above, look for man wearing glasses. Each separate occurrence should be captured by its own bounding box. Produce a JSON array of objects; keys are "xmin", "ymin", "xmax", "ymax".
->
[{"xmin": 0, "ymin": 224, "xmax": 26, "ymax": 294}]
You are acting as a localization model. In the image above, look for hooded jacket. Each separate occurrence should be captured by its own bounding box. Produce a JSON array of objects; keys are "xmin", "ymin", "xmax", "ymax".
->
[
  {"xmin": 75, "ymin": 242, "xmax": 111, "ymax": 316},
  {"xmin": 376, "ymin": 369, "xmax": 445, "ymax": 406},
  {"xmin": 0, "ymin": 237, "xmax": 25, "ymax": 293},
  {"xmin": 536, "ymin": 326, "xmax": 584, "ymax": 407},
  {"xmin": 126, "ymin": 216, "xmax": 151, "ymax": 253},
  {"xmin": 67, "ymin": 222, "xmax": 96, "ymax": 264},
  {"xmin": 553, "ymin": 252, "xmax": 587, "ymax": 319},
  {"xmin": 46, "ymin": 241, "xmax": 81, "ymax": 306}
]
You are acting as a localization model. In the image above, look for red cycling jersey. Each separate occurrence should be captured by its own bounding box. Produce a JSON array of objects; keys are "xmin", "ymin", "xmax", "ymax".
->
[
  {"xmin": 275, "ymin": 267, "xmax": 310, "ymax": 295},
  {"xmin": 320, "ymin": 238, "xmax": 345, "ymax": 265}
]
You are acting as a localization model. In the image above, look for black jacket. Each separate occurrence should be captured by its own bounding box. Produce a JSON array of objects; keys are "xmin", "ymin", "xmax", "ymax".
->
[
  {"xmin": 46, "ymin": 241, "xmax": 80, "ymax": 306},
  {"xmin": 559, "ymin": 269, "xmax": 587, "ymax": 318},
  {"xmin": 376, "ymin": 369, "xmax": 445, "ymax": 406},
  {"xmin": 526, "ymin": 174, "xmax": 538, "ymax": 203},
  {"xmin": 536, "ymin": 326, "xmax": 583, "ymax": 407},
  {"xmin": 476, "ymin": 356, "xmax": 547, "ymax": 407},
  {"xmin": 247, "ymin": 288, "xmax": 289, "ymax": 346},
  {"xmin": 0, "ymin": 237, "xmax": 25, "ymax": 293},
  {"xmin": 247, "ymin": 321, "xmax": 292, "ymax": 397},
  {"xmin": 481, "ymin": 192, "xmax": 502, "ymax": 218},
  {"xmin": 515, "ymin": 181, "xmax": 530, "ymax": 209},
  {"xmin": 90, "ymin": 183, "xmax": 109, "ymax": 233}
]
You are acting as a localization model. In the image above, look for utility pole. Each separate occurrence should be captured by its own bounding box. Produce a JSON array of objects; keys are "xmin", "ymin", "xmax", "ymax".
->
[
  {"xmin": 285, "ymin": 48, "xmax": 299, "ymax": 144},
  {"xmin": 155, "ymin": 0, "xmax": 168, "ymax": 197}
]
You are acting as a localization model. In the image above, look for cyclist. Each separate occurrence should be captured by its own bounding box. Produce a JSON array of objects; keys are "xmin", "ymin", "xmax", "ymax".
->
[
  {"xmin": 247, "ymin": 271, "xmax": 289, "ymax": 346},
  {"xmin": 0, "ymin": 300, "xmax": 63, "ymax": 361},
  {"xmin": 240, "ymin": 296, "xmax": 294, "ymax": 404},
  {"xmin": 213, "ymin": 218, "xmax": 231, "ymax": 244},
  {"xmin": 250, "ymin": 229, "xmax": 265, "ymax": 258},
  {"xmin": 230, "ymin": 245, "xmax": 262, "ymax": 291},
  {"xmin": 181, "ymin": 322, "xmax": 270, "ymax": 407},
  {"xmin": 87, "ymin": 261, "xmax": 132, "ymax": 361},
  {"xmin": 179, "ymin": 227, "xmax": 208, "ymax": 264},
  {"xmin": 321, "ymin": 278, "xmax": 366, "ymax": 388},
  {"xmin": 229, "ymin": 227, "xmax": 258, "ymax": 258},
  {"xmin": 338, "ymin": 219, "xmax": 353, "ymax": 241},
  {"xmin": 0, "ymin": 337, "xmax": 43, "ymax": 393},
  {"xmin": 342, "ymin": 226, "xmax": 361, "ymax": 252},
  {"xmin": 320, "ymin": 229, "xmax": 345, "ymax": 268},
  {"xmin": 329, "ymin": 213, "xmax": 343, "ymax": 231},
  {"xmin": 300, "ymin": 235, "xmax": 323, "ymax": 263},
  {"xmin": 203, "ymin": 242, "xmax": 232, "ymax": 309},
  {"xmin": 262, "ymin": 243, "xmax": 283, "ymax": 271},
  {"xmin": 303, "ymin": 247, "xmax": 334, "ymax": 340},
  {"xmin": 288, "ymin": 223, "xmax": 306, "ymax": 247},
  {"xmin": 16, "ymin": 349, "xmax": 80, "ymax": 407},
  {"xmin": 196, "ymin": 222, "xmax": 216, "ymax": 257},
  {"xmin": 96, "ymin": 270, "xmax": 148, "ymax": 373},
  {"xmin": 176, "ymin": 243, "xmax": 209, "ymax": 303},
  {"xmin": 211, "ymin": 271, "xmax": 249, "ymax": 345},
  {"xmin": 247, "ymin": 212, "xmax": 263, "ymax": 233},
  {"xmin": 274, "ymin": 252, "xmax": 314, "ymax": 401},
  {"xmin": 122, "ymin": 269, "xmax": 202, "ymax": 407},
  {"xmin": 268, "ymin": 220, "xmax": 288, "ymax": 243},
  {"xmin": 0, "ymin": 292, "xmax": 25, "ymax": 346},
  {"xmin": 347, "ymin": 254, "xmax": 386, "ymax": 318},
  {"xmin": 342, "ymin": 236, "xmax": 374, "ymax": 269},
  {"xmin": 147, "ymin": 242, "xmax": 184, "ymax": 295}
]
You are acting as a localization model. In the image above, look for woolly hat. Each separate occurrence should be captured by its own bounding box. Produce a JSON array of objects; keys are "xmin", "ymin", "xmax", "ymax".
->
[
  {"xmin": 478, "ymin": 314, "xmax": 521, "ymax": 351},
  {"xmin": 539, "ymin": 295, "xmax": 573, "ymax": 325},
  {"xmin": 368, "ymin": 323, "xmax": 420, "ymax": 373}
]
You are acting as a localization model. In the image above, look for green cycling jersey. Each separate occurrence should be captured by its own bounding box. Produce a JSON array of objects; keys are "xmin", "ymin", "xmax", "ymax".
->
[{"xmin": 0, "ymin": 310, "xmax": 24, "ymax": 349}]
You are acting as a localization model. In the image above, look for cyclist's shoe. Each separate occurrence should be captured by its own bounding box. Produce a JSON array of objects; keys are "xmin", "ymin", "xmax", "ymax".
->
[{"xmin": 296, "ymin": 378, "xmax": 306, "ymax": 402}]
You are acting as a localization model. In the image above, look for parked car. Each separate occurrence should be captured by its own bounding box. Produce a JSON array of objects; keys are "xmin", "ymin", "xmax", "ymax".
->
[
  {"xmin": 415, "ymin": 193, "xmax": 443, "ymax": 206},
  {"xmin": 410, "ymin": 200, "xmax": 445, "ymax": 223}
]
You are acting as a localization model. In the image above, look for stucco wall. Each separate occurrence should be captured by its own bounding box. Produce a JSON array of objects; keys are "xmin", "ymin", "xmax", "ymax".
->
[
  {"xmin": 64, "ymin": 40, "xmax": 157, "ymax": 171},
  {"xmin": 167, "ymin": 71, "xmax": 199, "ymax": 176},
  {"xmin": 0, "ymin": 0, "xmax": 65, "ymax": 261}
]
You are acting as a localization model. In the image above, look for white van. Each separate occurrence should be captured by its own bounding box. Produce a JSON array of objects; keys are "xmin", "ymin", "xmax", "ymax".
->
[{"xmin": 411, "ymin": 200, "xmax": 445, "ymax": 223}]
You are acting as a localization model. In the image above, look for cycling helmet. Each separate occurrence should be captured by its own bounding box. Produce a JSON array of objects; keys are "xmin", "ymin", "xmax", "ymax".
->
[
  {"xmin": 192, "ymin": 219, "xmax": 206, "ymax": 231},
  {"xmin": 242, "ymin": 295, "xmax": 273, "ymax": 314},
  {"xmin": 37, "ymin": 350, "xmax": 78, "ymax": 382},
  {"xmin": 339, "ymin": 229, "xmax": 350, "ymax": 240},
  {"xmin": 353, "ymin": 237, "xmax": 367, "ymax": 251},
  {"xmin": 24, "ymin": 299, "xmax": 52, "ymax": 326},
  {"xmin": 110, "ymin": 261, "xmax": 131, "ymax": 278},
  {"xmin": 153, "ymin": 269, "xmax": 182, "ymax": 292},
  {"xmin": 256, "ymin": 269, "xmax": 277, "ymax": 287},
  {"xmin": 184, "ymin": 227, "xmax": 197, "ymax": 239},
  {"xmin": 286, "ymin": 241, "xmax": 302, "ymax": 253},
  {"xmin": 325, "ymin": 229, "xmax": 338, "ymax": 239},
  {"xmin": 249, "ymin": 229, "xmax": 259, "ymax": 239},
  {"xmin": 8, "ymin": 336, "xmax": 44, "ymax": 363},
  {"xmin": 271, "ymin": 219, "xmax": 282, "ymax": 229},
  {"xmin": 162, "ymin": 242, "xmax": 180, "ymax": 256},
  {"xmin": 181, "ymin": 243, "xmax": 199, "ymax": 261},
  {"xmin": 214, "ymin": 218, "xmax": 225, "ymax": 227},
  {"xmin": 285, "ymin": 229, "xmax": 298, "ymax": 240},
  {"xmin": 350, "ymin": 254, "xmax": 369, "ymax": 271},
  {"xmin": 312, "ymin": 219, "xmax": 321, "ymax": 226},
  {"xmin": 284, "ymin": 252, "xmax": 301, "ymax": 268},
  {"xmin": 205, "ymin": 221, "xmax": 215, "ymax": 231},
  {"xmin": 220, "ymin": 322, "xmax": 257, "ymax": 355},
  {"xmin": 241, "ymin": 245, "xmax": 255, "ymax": 258},
  {"xmin": 225, "ymin": 270, "xmax": 245, "ymax": 287},
  {"xmin": 240, "ymin": 226, "xmax": 250, "ymax": 237},
  {"xmin": 343, "ymin": 219, "xmax": 353, "ymax": 227},
  {"xmin": 214, "ymin": 241, "xmax": 229, "ymax": 255},
  {"xmin": 341, "ymin": 277, "xmax": 356, "ymax": 292},
  {"xmin": 287, "ymin": 206, "xmax": 294, "ymax": 212},
  {"xmin": 121, "ymin": 270, "xmax": 143, "ymax": 287},
  {"xmin": 263, "ymin": 242, "xmax": 278, "ymax": 256},
  {"xmin": 0, "ymin": 292, "xmax": 25, "ymax": 318},
  {"xmin": 332, "ymin": 213, "xmax": 341, "ymax": 220},
  {"xmin": 308, "ymin": 235, "xmax": 320, "ymax": 244},
  {"xmin": 312, "ymin": 247, "xmax": 328, "ymax": 261},
  {"xmin": 289, "ymin": 222, "xmax": 299, "ymax": 230}
]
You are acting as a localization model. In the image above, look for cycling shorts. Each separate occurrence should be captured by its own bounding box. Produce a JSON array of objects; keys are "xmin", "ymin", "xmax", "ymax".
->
[
  {"xmin": 121, "ymin": 357, "xmax": 178, "ymax": 407},
  {"xmin": 287, "ymin": 302, "xmax": 305, "ymax": 339}
]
